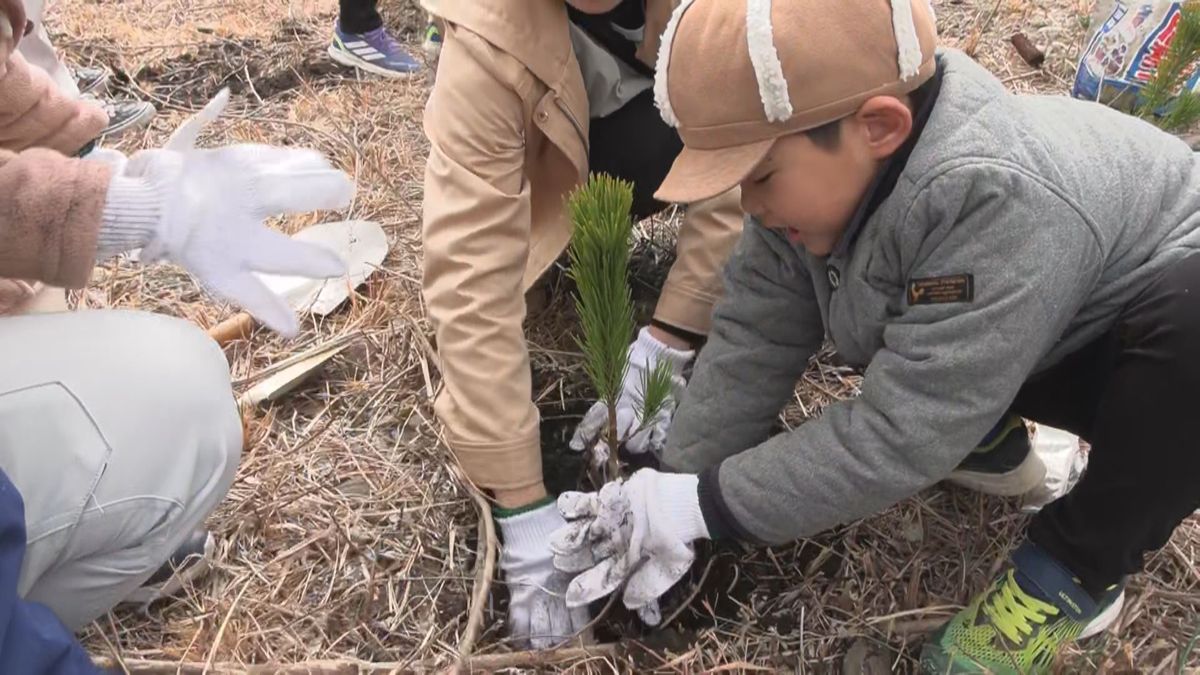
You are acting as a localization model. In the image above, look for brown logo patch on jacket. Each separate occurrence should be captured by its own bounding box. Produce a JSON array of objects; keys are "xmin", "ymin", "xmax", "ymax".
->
[{"xmin": 907, "ymin": 274, "xmax": 974, "ymax": 306}]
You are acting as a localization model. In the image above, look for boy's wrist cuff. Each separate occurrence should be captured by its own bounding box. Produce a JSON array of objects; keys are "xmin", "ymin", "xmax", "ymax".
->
[
  {"xmin": 634, "ymin": 326, "xmax": 695, "ymax": 372},
  {"xmin": 658, "ymin": 472, "xmax": 709, "ymax": 542},
  {"xmin": 492, "ymin": 495, "xmax": 556, "ymax": 520},
  {"xmin": 97, "ymin": 176, "xmax": 162, "ymax": 260}
]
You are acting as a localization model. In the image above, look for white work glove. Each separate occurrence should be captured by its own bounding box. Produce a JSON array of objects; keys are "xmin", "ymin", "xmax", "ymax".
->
[
  {"xmin": 550, "ymin": 469, "xmax": 708, "ymax": 625},
  {"xmin": 98, "ymin": 89, "xmax": 354, "ymax": 337},
  {"xmin": 1021, "ymin": 425, "xmax": 1088, "ymax": 513},
  {"xmin": 569, "ymin": 327, "xmax": 693, "ymax": 459},
  {"xmin": 495, "ymin": 501, "xmax": 592, "ymax": 649}
]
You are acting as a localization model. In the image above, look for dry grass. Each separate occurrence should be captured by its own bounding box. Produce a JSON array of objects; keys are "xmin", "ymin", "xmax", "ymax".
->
[{"xmin": 34, "ymin": 0, "xmax": 1199, "ymax": 671}]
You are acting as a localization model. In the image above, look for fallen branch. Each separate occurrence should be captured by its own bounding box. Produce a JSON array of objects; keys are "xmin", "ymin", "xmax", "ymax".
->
[
  {"xmin": 1010, "ymin": 32, "xmax": 1046, "ymax": 68},
  {"xmin": 456, "ymin": 477, "xmax": 498, "ymax": 661},
  {"xmin": 450, "ymin": 644, "xmax": 622, "ymax": 672},
  {"xmin": 94, "ymin": 644, "xmax": 624, "ymax": 674}
]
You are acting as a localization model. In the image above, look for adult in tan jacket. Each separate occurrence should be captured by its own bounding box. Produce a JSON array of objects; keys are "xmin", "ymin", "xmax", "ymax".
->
[
  {"xmin": 0, "ymin": 13, "xmax": 354, "ymax": 659},
  {"xmin": 423, "ymin": 0, "xmax": 743, "ymax": 647}
]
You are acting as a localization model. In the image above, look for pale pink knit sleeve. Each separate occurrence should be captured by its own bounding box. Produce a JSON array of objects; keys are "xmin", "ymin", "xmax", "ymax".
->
[{"xmin": 0, "ymin": 147, "xmax": 112, "ymax": 288}]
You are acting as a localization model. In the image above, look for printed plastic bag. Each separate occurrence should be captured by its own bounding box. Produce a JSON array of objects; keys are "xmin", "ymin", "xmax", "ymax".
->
[
  {"xmin": 1073, "ymin": 2, "xmax": 1200, "ymax": 107},
  {"xmin": 1021, "ymin": 425, "xmax": 1088, "ymax": 513}
]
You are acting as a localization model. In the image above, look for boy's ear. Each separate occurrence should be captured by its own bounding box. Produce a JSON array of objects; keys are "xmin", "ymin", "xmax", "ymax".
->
[{"xmin": 854, "ymin": 96, "xmax": 914, "ymax": 160}]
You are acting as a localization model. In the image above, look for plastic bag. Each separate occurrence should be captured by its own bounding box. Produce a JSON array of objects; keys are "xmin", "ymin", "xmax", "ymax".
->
[
  {"xmin": 1073, "ymin": 2, "xmax": 1200, "ymax": 107},
  {"xmin": 1021, "ymin": 425, "xmax": 1088, "ymax": 513}
]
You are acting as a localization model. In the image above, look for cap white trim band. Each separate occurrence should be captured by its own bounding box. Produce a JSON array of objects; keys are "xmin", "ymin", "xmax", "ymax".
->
[
  {"xmin": 654, "ymin": 0, "xmax": 697, "ymax": 127},
  {"xmin": 655, "ymin": 0, "xmax": 928, "ymax": 129},
  {"xmin": 891, "ymin": 0, "xmax": 924, "ymax": 80},
  {"xmin": 745, "ymin": 0, "xmax": 793, "ymax": 123}
]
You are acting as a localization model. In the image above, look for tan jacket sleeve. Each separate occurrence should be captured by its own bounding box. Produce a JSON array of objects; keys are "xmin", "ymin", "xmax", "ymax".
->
[
  {"xmin": 422, "ymin": 23, "xmax": 543, "ymax": 491},
  {"xmin": 654, "ymin": 188, "xmax": 745, "ymax": 335},
  {"xmin": 0, "ymin": 51, "xmax": 106, "ymax": 155},
  {"xmin": 0, "ymin": 147, "xmax": 111, "ymax": 287}
]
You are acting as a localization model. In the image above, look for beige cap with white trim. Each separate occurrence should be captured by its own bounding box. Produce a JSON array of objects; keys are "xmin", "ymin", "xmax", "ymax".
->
[{"xmin": 653, "ymin": 0, "xmax": 939, "ymax": 205}]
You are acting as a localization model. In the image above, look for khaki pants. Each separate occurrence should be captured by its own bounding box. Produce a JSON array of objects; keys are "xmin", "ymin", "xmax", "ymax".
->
[
  {"xmin": 0, "ymin": 309, "xmax": 242, "ymax": 630},
  {"xmin": 16, "ymin": 0, "xmax": 79, "ymax": 96}
]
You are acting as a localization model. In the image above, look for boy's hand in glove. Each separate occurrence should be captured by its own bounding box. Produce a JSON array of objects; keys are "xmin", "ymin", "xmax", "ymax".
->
[
  {"xmin": 569, "ymin": 327, "xmax": 692, "ymax": 459},
  {"xmin": 100, "ymin": 89, "xmax": 355, "ymax": 337},
  {"xmin": 495, "ymin": 501, "xmax": 592, "ymax": 649},
  {"xmin": 550, "ymin": 469, "xmax": 709, "ymax": 625}
]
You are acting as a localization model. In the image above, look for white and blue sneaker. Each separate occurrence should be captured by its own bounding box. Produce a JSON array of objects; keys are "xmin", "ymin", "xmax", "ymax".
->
[{"xmin": 327, "ymin": 23, "xmax": 422, "ymax": 79}]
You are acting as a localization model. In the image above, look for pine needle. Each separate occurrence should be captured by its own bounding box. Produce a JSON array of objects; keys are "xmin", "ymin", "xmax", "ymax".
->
[{"xmin": 567, "ymin": 173, "xmax": 637, "ymax": 429}]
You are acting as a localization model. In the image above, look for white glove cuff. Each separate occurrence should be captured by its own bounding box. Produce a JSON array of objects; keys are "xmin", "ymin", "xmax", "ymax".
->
[
  {"xmin": 97, "ymin": 175, "xmax": 163, "ymax": 261},
  {"xmin": 496, "ymin": 501, "xmax": 567, "ymax": 554},
  {"xmin": 631, "ymin": 326, "xmax": 695, "ymax": 374},
  {"xmin": 656, "ymin": 472, "xmax": 709, "ymax": 542}
]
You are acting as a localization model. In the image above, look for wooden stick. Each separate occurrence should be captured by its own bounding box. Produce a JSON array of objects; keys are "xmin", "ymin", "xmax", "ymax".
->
[
  {"xmin": 208, "ymin": 312, "xmax": 256, "ymax": 346},
  {"xmin": 1010, "ymin": 32, "xmax": 1046, "ymax": 68},
  {"xmin": 94, "ymin": 644, "xmax": 624, "ymax": 674},
  {"xmin": 455, "ymin": 478, "xmax": 497, "ymax": 661}
]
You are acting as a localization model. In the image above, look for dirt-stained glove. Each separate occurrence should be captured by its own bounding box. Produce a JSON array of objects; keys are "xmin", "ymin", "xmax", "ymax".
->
[
  {"xmin": 570, "ymin": 327, "xmax": 692, "ymax": 459},
  {"xmin": 550, "ymin": 469, "xmax": 708, "ymax": 625},
  {"xmin": 496, "ymin": 501, "xmax": 592, "ymax": 649},
  {"xmin": 99, "ymin": 89, "xmax": 354, "ymax": 337}
]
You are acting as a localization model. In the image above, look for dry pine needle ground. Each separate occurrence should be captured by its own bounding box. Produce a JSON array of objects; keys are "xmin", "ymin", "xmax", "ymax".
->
[{"xmin": 38, "ymin": 0, "xmax": 1200, "ymax": 671}]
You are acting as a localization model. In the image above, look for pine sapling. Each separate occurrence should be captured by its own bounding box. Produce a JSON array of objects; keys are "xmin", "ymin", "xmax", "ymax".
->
[
  {"xmin": 567, "ymin": 174, "xmax": 675, "ymax": 480},
  {"xmin": 1136, "ymin": 1, "xmax": 1200, "ymax": 132}
]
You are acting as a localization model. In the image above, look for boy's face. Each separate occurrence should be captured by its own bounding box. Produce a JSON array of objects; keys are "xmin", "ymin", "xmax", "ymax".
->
[{"xmin": 738, "ymin": 96, "xmax": 915, "ymax": 256}]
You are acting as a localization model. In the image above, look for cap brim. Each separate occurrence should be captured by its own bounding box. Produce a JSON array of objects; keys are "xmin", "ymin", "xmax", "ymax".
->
[{"xmin": 654, "ymin": 137, "xmax": 775, "ymax": 204}]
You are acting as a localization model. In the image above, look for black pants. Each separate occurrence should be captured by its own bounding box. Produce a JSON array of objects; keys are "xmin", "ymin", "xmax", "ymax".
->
[
  {"xmin": 587, "ymin": 89, "xmax": 684, "ymax": 222},
  {"xmin": 1014, "ymin": 252, "xmax": 1200, "ymax": 596},
  {"xmin": 338, "ymin": 0, "xmax": 382, "ymax": 34}
]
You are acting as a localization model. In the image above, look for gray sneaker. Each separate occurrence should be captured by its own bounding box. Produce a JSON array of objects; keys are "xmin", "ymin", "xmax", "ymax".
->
[
  {"xmin": 74, "ymin": 66, "xmax": 110, "ymax": 96},
  {"xmin": 93, "ymin": 97, "xmax": 156, "ymax": 138},
  {"xmin": 121, "ymin": 529, "xmax": 215, "ymax": 606}
]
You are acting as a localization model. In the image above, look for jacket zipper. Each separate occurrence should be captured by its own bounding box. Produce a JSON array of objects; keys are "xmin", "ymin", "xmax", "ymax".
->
[{"xmin": 556, "ymin": 97, "xmax": 589, "ymax": 154}]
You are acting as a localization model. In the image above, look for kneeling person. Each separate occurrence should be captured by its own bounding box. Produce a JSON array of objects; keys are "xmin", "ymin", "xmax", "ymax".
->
[{"xmin": 552, "ymin": 2, "xmax": 1200, "ymax": 673}]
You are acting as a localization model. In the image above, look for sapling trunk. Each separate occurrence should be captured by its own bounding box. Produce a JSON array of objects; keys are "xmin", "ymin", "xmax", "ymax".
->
[
  {"xmin": 567, "ymin": 174, "xmax": 681, "ymax": 482},
  {"xmin": 567, "ymin": 174, "xmax": 637, "ymax": 481}
]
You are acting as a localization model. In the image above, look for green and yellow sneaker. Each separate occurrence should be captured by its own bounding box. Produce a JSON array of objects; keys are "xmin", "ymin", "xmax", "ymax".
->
[{"xmin": 921, "ymin": 542, "xmax": 1125, "ymax": 674}]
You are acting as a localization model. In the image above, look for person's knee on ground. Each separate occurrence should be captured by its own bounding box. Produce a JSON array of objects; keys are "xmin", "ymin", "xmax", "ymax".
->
[{"xmin": 1, "ymin": 311, "xmax": 242, "ymax": 629}]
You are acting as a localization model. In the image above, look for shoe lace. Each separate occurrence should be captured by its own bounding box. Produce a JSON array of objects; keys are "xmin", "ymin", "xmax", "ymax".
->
[
  {"xmin": 982, "ymin": 571, "xmax": 1060, "ymax": 645},
  {"xmin": 370, "ymin": 27, "xmax": 401, "ymax": 53}
]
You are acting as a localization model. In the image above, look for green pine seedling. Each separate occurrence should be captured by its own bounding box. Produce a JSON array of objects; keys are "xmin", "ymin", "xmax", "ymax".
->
[
  {"xmin": 567, "ymin": 174, "xmax": 675, "ymax": 480},
  {"xmin": 1137, "ymin": 1, "xmax": 1200, "ymax": 132}
]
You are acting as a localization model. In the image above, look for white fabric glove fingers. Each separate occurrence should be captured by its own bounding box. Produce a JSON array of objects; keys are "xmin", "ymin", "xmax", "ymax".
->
[
  {"xmin": 166, "ymin": 88, "xmax": 230, "ymax": 151},
  {"xmin": 507, "ymin": 600, "xmax": 532, "ymax": 647},
  {"xmin": 549, "ymin": 520, "xmax": 592, "ymax": 557},
  {"xmin": 589, "ymin": 440, "xmax": 610, "ymax": 469},
  {"xmin": 635, "ymin": 599, "xmax": 663, "ymax": 626},
  {"xmin": 553, "ymin": 547, "xmax": 598, "ymax": 573},
  {"xmin": 569, "ymin": 402, "xmax": 609, "ymax": 452},
  {"xmin": 204, "ymin": 269, "xmax": 301, "ymax": 338},
  {"xmin": 253, "ymin": 168, "xmax": 356, "ymax": 215},
  {"xmin": 527, "ymin": 597, "xmax": 556, "ymax": 650},
  {"xmin": 565, "ymin": 554, "xmax": 628, "ymax": 608},
  {"xmin": 624, "ymin": 553, "xmax": 691, "ymax": 612},
  {"xmin": 556, "ymin": 491, "xmax": 601, "ymax": 521},
  {"xmin": 614, "ymin": 406, "xmax": 637, "ymax": 443},
  {"xmin": 242, "ymin": 227, "xmax": 349, "ymax": 279},
  {"xmin": 625, "ymin": 422, "xmax": 665, "ymax": 455},
  {"xmin": 569, "ymin": 603, "xmax": 592, "ymax": 636}
]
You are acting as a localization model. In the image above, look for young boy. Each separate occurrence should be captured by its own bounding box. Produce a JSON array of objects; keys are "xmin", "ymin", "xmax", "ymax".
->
[{"xmin": 551, "ymin": 1, "xmax": 1200, "ymax": 672}]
